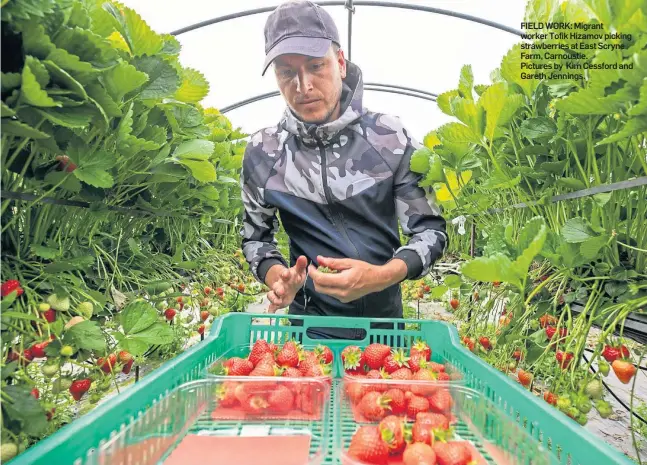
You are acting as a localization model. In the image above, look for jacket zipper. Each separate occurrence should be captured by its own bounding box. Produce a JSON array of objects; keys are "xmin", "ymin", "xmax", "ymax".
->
[{"xmin": 317, "ymin": 140, "xmax": 365, "ymax": 320}]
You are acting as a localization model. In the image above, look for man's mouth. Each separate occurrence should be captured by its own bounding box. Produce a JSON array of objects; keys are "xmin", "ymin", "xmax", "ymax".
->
[{"xmin": 299, "ymin": 99, "xmax": 320, "ymax": 105}]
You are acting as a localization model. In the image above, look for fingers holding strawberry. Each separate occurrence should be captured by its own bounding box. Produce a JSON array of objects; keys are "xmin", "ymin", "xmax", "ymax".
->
[{"xmin": 266, "ymin": 256, "xmax": 308, "ymax": 313}]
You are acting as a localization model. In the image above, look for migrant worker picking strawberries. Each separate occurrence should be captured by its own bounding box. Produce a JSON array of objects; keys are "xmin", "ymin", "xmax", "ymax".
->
[{"xmin": 240, "ymin": 1, "xmax": 447, "ymax": 338}]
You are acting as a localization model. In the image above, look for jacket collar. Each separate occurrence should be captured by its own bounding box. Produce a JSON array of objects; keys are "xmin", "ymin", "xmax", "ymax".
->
[{"xmin": 280, "ymin": 60, "xmax": 365, "ymax": 145}]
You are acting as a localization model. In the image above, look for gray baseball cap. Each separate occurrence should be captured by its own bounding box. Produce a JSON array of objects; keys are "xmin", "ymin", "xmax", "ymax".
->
[{"xmin": 262, "ymin": 1, "xmax": 340, "ymax": 76}]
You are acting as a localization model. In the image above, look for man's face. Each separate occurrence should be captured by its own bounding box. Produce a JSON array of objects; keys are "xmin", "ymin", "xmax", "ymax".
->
[{"xmin": 273, "ymin": 46, "xmax": 347, "ymax": 125}]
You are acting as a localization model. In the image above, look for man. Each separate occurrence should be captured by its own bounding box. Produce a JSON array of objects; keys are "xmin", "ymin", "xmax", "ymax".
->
[{"xmin": 240, "ymin": 0, "xmax": 447, "ymax": 338}]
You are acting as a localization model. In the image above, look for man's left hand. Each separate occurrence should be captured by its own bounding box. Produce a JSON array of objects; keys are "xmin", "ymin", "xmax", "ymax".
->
[{"xmin": 308, "ymin": 255, "xmax": 408, "ymax": 303}]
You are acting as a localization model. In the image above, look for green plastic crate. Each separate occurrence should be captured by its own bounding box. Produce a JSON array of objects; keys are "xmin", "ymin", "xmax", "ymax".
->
[{"xmin": 10, "ymin": 313, "xmax": 633, "ymax": 465}]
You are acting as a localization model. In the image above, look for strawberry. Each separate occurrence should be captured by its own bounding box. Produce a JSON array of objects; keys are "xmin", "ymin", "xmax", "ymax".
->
[
  {"xmin": 404, "ymin": 442, "xmax": 436, "ymax": 465},
  {"xmin": 462, "ymin": 337, "xmax": 475, "ymax": 352},
  {"xmin": 30, "ymin": 340, "xmax": 50, "ymax": 358},
  {"xmin": 204, "ymin": 286, "xmax": 212, "ymax": 295},
  {"xmin": 250, "ymin": 360, "xmax": 277, "ymax": 377},
  {"xmin": 346, "ymin": 380, "xmax": 368, "ymax": 404},
  {"xmin": 97, "ymin": 353, "xmax": 117, "ymax": 374},
  {"xmin": 282, "ymin": 367, "xmax": 302, "ymax": 378},
  {"xmin": 539, "ymin": 314, "xmax": 557, "ymax": 328},
  {"xmin": 416, "ymin": 412, "xmax": 450, "ymax": 430},
  {"xmin": 164, "ymin": 308, "xmax": 176, "ymax": 321},
  {"xmin": 598, "ymin": 360, "xmax": 610, "ymax": 376},
  {"xmin": 300, "ymin": 357, "xmax": 331, "ymax": 378},
  {"xmin": 450, "ymin": 298, "xmax": 459, "ymax": 309},
  {"xmin": 436, "ymin": 372, "xmax": 451, "ymax": 381},
  {"xmin": 390, "ymin": 367, "xmax": 413, "ymax": 381},
  {"xmin": 410, "ymin": 369, "xmax": 437, "ymax": 396},
  {"xmin": 619, "ymin": 345, "xmax": 631, "ymax": 359},
  {"xmin": 384, "ymin": 388, "xmax": 407, "ymax": 415},
  {"xmin": 512, "ymin": 350, "xmax": 523, "ymax": 361},
  {"xmin": 43, "ymin": 309, "xmax": 56, "ymax": 323},
  {"xmin": 556, "ymin": 351, "xmax": 574, "ymax": 369},
  {"xmin": 314, "ymin": 344, "xmax": 333, "ymax": 364},
  {"xmin": 241, "ymin": 395, "xmax": 269, "ymax": 415},
  {"xmin": 411, "ymin": 421, "xmax": 435, "ymax": 445},
  {"xmin": 277, "ymin": 341, "xmax": 300, "ymax": 368},
  {"xmin": 69, "ymin": 379, "xmax": 91, "ymax": 401},
  {"xmin": 364, "ymin": 343, "xmax": 391, "ymax": 370},
  {"xmin": 216, "ymin": 382, "xmax": 239, "ymax": 407},
  {"xmin": 268, "ymin": 385, "xmax": 294, "ymax": 414},
  {"xmin": 119, "ymin": 351, "xmax": 134, "ymax": 374},
  {"xmin": 31, "ymin": 388, "xmax": 40, "ymax": 399},
  {"xmin": 584, "ymin": 379, "xmax": 603, "ymax": 400},
  {"xmin": 197, "ymin": 324, "xmax": 205, "ymax": 335},
  {"xmin": 411, "ymin": 340, "xmax": 431, "ymax": 361},
  {"xmin": 428, "ymin": 389, "xmax": 453, "ymax": 413},
  {"xmin": 379, "ymin": 415, "xmax": 406, "ymax": 455},
  {"xmin": 359, "ymin": 391, "xmax": 391, "ymax": 421},
  {"xmin": 543, "ymin": 391, "xmax": 558, "ymax": 406},
  {"xmin": 612, "ymin": 359, "xmax": 636, "ymax": 384},
  {"xmin": 383, "ymin": 348, "xmax": 410, "ymax": 374},
  {"xmin": 409, "ymin": 353, "xmax": 429, "ymax": 372},
  {"xmin": 200, "ymin": 310, "xmax": 209, "ymax": 321},
  {"xmin": 602, "ymin": 345, "xmax": 626, "ymax": 363},
  {"xmin": 479, "ymin": 337, "xmax": 492, "ymax": 351},
  {"xmin": 248, "ymin": 339, "xmax": 271, "ymax": 366},
  {"xmin": 347, "ymin": 425, "xmax": 389, "ymax": 465},
  {"xmin": 428, "ymin": 362, "xmax": 445, "ymax": 373},
  {"xmin": 268, "ymin": 343, "xmax": 278, "ymax": 355},
  {"xmin": 238, "ymin": 283, "xmax": 246, "ymax": 293},
  {"xmin": 433, "ymin": 441, "xmax": 472, "ymax": 465},
  {"xmin": 518, "ymin": 370, "xmax": 532, "ymax": 387},
  {"xmin": 226, "ymin": 357, "xmax": 254, "ymax": 376},
  {"xmin": 545, "ymin": 326, "xmax": 556, "ymax": 340},
  {"xmin": 1, "ymin": 280, "xmax": 23, "ymax": 297},
  {"xmin": 342, "ymin": 345, "xmax": 365, "ymax": 374},
  {"xmin": 407, "ymin": 395, "xmax": 430, "ymax": 418},
  {"xmin": 493, "ymin": 281, "xmax": 501, "ymax": 287}
]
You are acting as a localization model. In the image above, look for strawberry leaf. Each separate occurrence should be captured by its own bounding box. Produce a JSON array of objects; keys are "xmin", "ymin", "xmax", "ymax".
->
[
  {"xmin": 3, "ymin": 385, "xmax": 48, "ymax": 437},
  {"xmin": 561, "ymin": 217, "xmax": 595, "ymax": 243},
  {"xmin": 173, "ymin": 139, "xmax": 215, "ymax": 161},
  {"xmin": 133, "ymin": 56, "xmax": 180, "ymax": 101},
  {"xmin": 178, "ymin": 159, "xmax": 217, "ymax": 183},
  {"xmin": 1, "ymin": 120, "xmax": 51, "ymax": 139},
  {"xmin": 64, "ymin": 320, "xmax": 106, "ymax": 352},
  {"xmin": 120, "ymin": 300, "xmax": 158, "ymax": 335},
  {"xmin": 102, "ymin": 61, "xmax": 148, "ymax": 103},
  {"xmin": 122, "ymin": 6, "xmax": 164, "ymax": 56},
  {"xmin": 33, "ymin": 105, "xmax": 95, "ymax": 128},
  {"xmin": 21, "ymin": 57, "xmax": 58, "ymax": 108},
  {"xmin": 409, "ymin": 147, "xmax": 431, "ymax": 174},
  {"xmin": 174, "ymin": 68, "xmax": 210, "ymax": 104}
]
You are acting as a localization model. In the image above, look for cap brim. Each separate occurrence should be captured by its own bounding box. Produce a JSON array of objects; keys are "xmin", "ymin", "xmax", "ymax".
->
[{"xmin": 262, "ymin": 37, "xmax": 332, "ymax": 75}]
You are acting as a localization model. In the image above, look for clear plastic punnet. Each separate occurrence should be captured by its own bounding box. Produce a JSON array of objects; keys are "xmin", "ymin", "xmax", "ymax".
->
[{"xmin": 96, "ymin": 376, "xmax": 331, "ymax": 465}]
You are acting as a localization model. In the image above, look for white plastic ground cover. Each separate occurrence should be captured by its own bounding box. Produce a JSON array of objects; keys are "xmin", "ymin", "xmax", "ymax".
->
[{"xmin": 119, "ymin": 0, "xmax": 525, "ymax": 140}]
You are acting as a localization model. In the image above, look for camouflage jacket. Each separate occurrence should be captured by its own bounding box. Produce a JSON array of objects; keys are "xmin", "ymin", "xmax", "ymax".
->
[{"xmin": 240, "ymin": 60, "xmax": 447, "ymax": 321}]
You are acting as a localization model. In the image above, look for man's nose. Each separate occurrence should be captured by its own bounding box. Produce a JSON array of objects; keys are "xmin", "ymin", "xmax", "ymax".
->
[{"xmin": 295, "ymin": 70, "xmax": 313, "ymax": 93}]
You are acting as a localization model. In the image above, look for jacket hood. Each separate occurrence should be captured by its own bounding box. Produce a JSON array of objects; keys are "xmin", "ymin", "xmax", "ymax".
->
[{"xmin": 280, "ymin": 60, "xmax": 365, "ymax": 145}]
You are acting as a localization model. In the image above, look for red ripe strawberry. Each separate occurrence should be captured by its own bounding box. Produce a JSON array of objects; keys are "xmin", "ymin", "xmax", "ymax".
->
[
  {"xmin": 118, "ymin": 351, "xmax": 134, "ymax": 374},
  {"xmin": 410, "ymin": 369, "xmax": 437, "ymax": 396},
  {"xmin": 539, "ymin": 314, "xmax": 557, "ymax": 328},
  {"xmin": 404, "ymin": 442, "xmax": 436, "ymax": 465},
  {"xmin": 407, "ymin": 395, "xmax": 430, "ymax": 418},
  {"xmin": 428, "ymin": 362, "xmax": 445, "ymax": 373},
  {"xmin": 410, "ymin": 340, "xmax": 431, "ymax": 361},
  {"xmin": 282, "ymin": 367, "xmax": 302, "ymax": 378},
  {"xmin": 543, "ymin": 391, "xmax": 558, "ymax": 406},
  {"xmin": 493, "ymin": 281, "xmax": 501, "ymax": 288},
  {"xmin": 1, "ymin": 280, "xmax": 23, "ymax": 297},
  {"xmin": 390, "ymin": 367, "xmax": 413, "ymax": 381},
  {"xmin": 250, "ymin": 360, "xmax": 277, "ymax": 377},
  {"xmin": 164, "ymin": 308, "xmax": 176, "ymax": 321},
  {"xmin": 347, "ymin": 425, "xmax": 389, "ymax": 465},
  {"xmin": 417, "ymin": 412, "xmax": 450, "ymax": 430},
  {"xmin": 612, "ymin": 359, "xmax": 636, "ymax": 384},
  {"xmin": 450, "ymin": 298, "xmax": 459, "ymax": 309},
  {"xmin": 462, "ymin": 337, "xmax": 475, "ymax": 352},
  {"xmin": 619, "ymin": 345, "xmax": 630, "ymax": 359},
  {"xmin": 200, "ymin": 310, "xmax": 209, "ymax": 321},
  {"xmin": 204, "ymin": 286, "xmax": 212, "ymax": 295},
  {"xmin": 248, "ymin": 339, "xmax": 271, "ymax": 366},
  {"xmin": 379, "ymin": 415, "xmax": 406, "ymax": 455},
  {"xmin": 97, "ymin": 353, "xmax": 117, "ymax": 374},
  {"xmin": 277, "ymin": 341, "xmax": 300, "ymax": 368},
  {"xmin": 428, "ymin": 389, "xmax": 453, "ymax": 413},
  {"xmin": 556, "ymin": 351, "xmax": 574, "ymax": 369},
  {"xmin": 314, "ymin": 344, "xmax": 333, "ymax": 364},
  {"xmin": 384, "ymin": 388, "xmax": 407, "ymax": 415},
  {"xmin": 411, "ymin": 421, "xmax": 435, "ymax": 445},
  {"xmin": 364, "ymin": 343, "xmax": 391, "ymax": 370},
  {"xmin": 300, "ymin": 356, "xmax": 330, "ymax": 378},
  {"xmin": 268, "ymin": 385, "xmax": 294, "ymax": 414},
  {"xmin": 359, "ymin": 391, "xmax": 391, "ymax": 421},
  {"xmin": 217, "ymin": 381, "xmax": 239, "ymax": 407},
  {"xmin": 436, "ymin": 372, "xmax": 451, "ymax": 381},
  {"xmin": 383, "ymin": 348, "xmax": 410, "ymax": 374},
  {"xmin": 346, "ymin": 380, "xmax": 368, "ymax": 404},
  {"xmin": 409, "ymin": 353, "xmax": 429, "ymax": 373},
  {"xmin": 479, "ymin": 337, "xmax": 492, "ymax": 351},
  {"xmin": 512, "ymin": 350, "xmax": 523, "ymax": 361},
  {"xmin": 342, "ymin": 345, "xmax": 365, "ymax": 374},
  {"xmin": 545, "ymin": 326, "xmax": 557, "ymax": 340},
  {"xmin": 22, "ymin": 348, "xmax": 34, "ymax": 365},
  {"xmin": 43, "ymin": 309, "xmax": 56, "ymax": 323},
  {"xmin": 197, "ymin": 324, "xmax": 205, "ymax": 335},
  {"xmin": 242, "ymin": 395, "xmax": 269, "ymax": 415},
  {"xmin": 31, "ymin": 388, "xmax": 40, "ymax": 399},
  {"xmin": 69, "ymin": 379, "xmax": 91, "ymax": 401},
  {"xmin": 433, "ymin": 441, "xmax": 472, "ymax": 465},
  {"xmin": 30, "ymin": 340, "xmax": 50, "ymax": 358},
  {"xmin": 268, "ymin": 343, "xmax": 278, "ymax": 355},
  {"xmin": 518, "ymin": 370, "xmax": 533, "ymax": 387},
  {"xmin": 227, "ymin": 357, "xmax": 254, "ymax": 376}
]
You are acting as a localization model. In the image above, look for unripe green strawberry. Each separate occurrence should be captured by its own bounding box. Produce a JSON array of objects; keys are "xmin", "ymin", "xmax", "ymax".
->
[
  {"xmin": 576, "ymin": 396, "xmax": 592, "ymax": 414},
  {"xmin": 75, "ymin": 301, "xmax": 93, "ymax": 319},
  {"xmin": 41, "ymin": 363, "xmax": 59, "ymax": 378},
  {"xmin": 576, "ymin": 414, "xmax": 588, "ymax": 426},
  {"xmin": 208, "ymin": 306, "xmax": 218, "ymax": 316},
  {"xmin": 529, "ymin": 320, "xmax": 539, "ymax": 330},
  {"xmin": 595, "ymin": 400, "xmax": 612, "ymax": 418},
  {"xmin": 556, "ymin": 397, "xmax": 571, "ymax": 411},
  {"xmin": 60, "ymin": 345, "xmax": 74, "ymax": 357},
  {"xmin": 47, "ymin": 293, "xmax": 70, "ymax": 311},
  {"xmin": 53, "ymin": 377, "xmax": 73, "ymax": 394},
  {"xmin": 156, "ymin": 300, "xmax": 167, "ymax": 311},
  {"xmin": 584, "ymin": 379, "xmax": 603, "ymax": 400},
  {"xmin": 89, "ymin": 392, "xmax": 102, "ymax": 404},
  {"xmin": 39, "ymin": 302, "xmax": 51, "ymax": 312},
  {"xmin": 598, "ymin": 360, "xmax": 610, "ymax": 376},
  {"xmin": 1, "ymin": 442, "xmax": 18, "ymax": 462}
]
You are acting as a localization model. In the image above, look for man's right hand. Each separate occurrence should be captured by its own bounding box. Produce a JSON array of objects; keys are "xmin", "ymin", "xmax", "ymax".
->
[{"xmin": 265, "ymin": 255, "xmax": 308, "ymax": 313}]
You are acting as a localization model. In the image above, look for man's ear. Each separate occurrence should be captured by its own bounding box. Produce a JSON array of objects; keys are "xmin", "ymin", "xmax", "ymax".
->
[{"xmin": 337, "ymin": 49, "xmax": 347, "ymax": 79}]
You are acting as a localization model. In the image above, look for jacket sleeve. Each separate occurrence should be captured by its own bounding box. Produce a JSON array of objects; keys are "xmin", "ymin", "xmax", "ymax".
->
[
  {"xmin": 391, "ymin": 131, "xmax": 448, "ymax": 280},
  {"xmin": 239, "ymin": 146, "xmax": 288, "ymax": 284}
]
